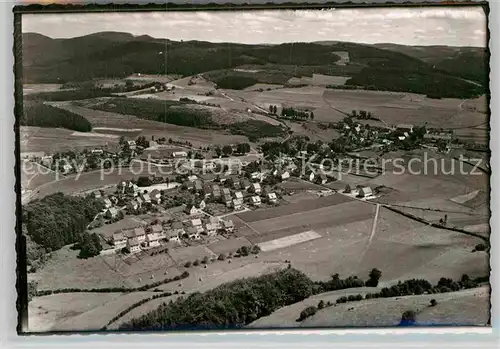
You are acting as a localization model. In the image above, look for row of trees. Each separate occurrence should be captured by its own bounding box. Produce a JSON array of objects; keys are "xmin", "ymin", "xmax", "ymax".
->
[
  {"xmin": 351, "ymin": 110, "xmax": 375, "ymax": 120},
  {"xmin": 281, "ymin": 106, "xmax": 314, "ymax": 120},
  {"xmin": 35, "ymin": 271, "xmax": 190, "ymax": 297}
]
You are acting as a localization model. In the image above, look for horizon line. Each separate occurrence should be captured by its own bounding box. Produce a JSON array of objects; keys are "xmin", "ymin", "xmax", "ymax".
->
[{"xmin": 22, "ymin": 30, "xmax": 487, "ymax": 49}]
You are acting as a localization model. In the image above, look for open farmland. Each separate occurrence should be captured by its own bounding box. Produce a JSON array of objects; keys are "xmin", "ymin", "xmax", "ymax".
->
[
  {"xmin": 51, "ymin": 102, "xmax": 248, "ymax": 147},
  {"xmin": 49, "ymin": 292, "xmax": 156, "ymax": 331},
  {"xmin": 28, "ymin": 292, "xmax": 123, "ymax": 332},
  {"xmin": 29, "ymin": 247, "xmax": 131, "ymax": 291},
  {"xmin": 20, "ymin": 126, "xmax": 119, "ymax": 154}
]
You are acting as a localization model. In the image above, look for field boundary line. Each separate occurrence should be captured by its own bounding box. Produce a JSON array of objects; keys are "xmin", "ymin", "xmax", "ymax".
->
[{"xmin": 383, "ymin": 205, "xmax": 488, "ymax": 242}]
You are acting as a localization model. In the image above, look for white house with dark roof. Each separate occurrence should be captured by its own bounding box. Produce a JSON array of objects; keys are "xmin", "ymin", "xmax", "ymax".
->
[
  {"xmin": 127, "ymin": 227, "xmax": 146, "ymax": 243},
  {"xmin": 252, "ymin": 182, "xmax": 262, "ymax": 194},
  {"xmin": 147, "ymin": 230, "xmax": 161, "ymax": 247},
  {"xmin": 232, "ymin": 198, "xmax": 243, "ymax": 210},
  {"xmin": 359, "ymin": 186, "xmax": 374, "ymax": 198},
  {"xmin": 165, "ymin": 229, "xmax": 181, "ymax": 243},
  {"xmin": 267, "ymin": 192, "xmax": 278, "ymax": 204},
  {"xmin": 251, "ymin": 195, "xmax": 262, "ymax": 207}
]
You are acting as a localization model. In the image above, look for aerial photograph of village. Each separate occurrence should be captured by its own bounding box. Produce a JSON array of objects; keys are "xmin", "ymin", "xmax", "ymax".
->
[{"xmin": 19, "ymin": 6, "xmax": 490, "ymax": 332}]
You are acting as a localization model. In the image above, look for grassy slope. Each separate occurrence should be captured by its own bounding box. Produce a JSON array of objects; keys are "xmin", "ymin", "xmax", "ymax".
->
[{"xmin": 250, "ymin": 285, "xmax": 489, "ymax": 328}]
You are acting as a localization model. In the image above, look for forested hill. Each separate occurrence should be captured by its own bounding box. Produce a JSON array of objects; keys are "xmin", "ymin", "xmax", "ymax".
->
[{"xmin": 23, "ymin": 31, "xmax": 485, "ymax": 98}]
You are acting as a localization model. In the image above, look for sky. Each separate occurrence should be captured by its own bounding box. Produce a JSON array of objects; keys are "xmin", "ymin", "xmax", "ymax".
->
[{"xmin": 22, "ymin": 7, "xmax": 487, "ymax": 47}]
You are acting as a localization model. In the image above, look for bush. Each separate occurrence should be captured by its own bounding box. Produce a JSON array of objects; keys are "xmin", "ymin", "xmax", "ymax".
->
[
  {"xmin": 218, "ymin": 254, "xmax": 226, "ymax": 261},
  {"xmin": 400, "ymin": 310, "xmax": 417, "ymax": 326},
  {"xmin": 366, "ymin": 268, "xmax": 382, "ymax": 287},
  {"xmin": 474, "ymin": 243, "xmax": 487, "ymax": 252},
  {"xmin": 430, "ymin": 299, "xmax": 437, "ymax": 307},
  {"xmin": 201, "ymin": 256, "xmax": 209, "ymax": 264},
  {"xmin": 317, "ymin": 300, "xmax": 325, "ymax": 309},
  {"xmin": 184, "ymin": 261, "xmax": 192, "ymax": 268},
  {"xmin": 251, "ymin": 245, "xmax": 261, "ymax": 254},
  {"xmin": 336, "ymin": 296, "xmax": 348, "ymax": 304},
  {"xmin": 297, "ymin": 306, "xmax": 317, "ymax": 322},
  {"xmin": 193, "ymin": 259, "xmax": 200, "ymax": 266}
]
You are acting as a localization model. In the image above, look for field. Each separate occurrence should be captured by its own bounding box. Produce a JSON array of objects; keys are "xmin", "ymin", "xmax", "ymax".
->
[
  {"xmin": 20, "ymin": 126, "xmax": 119, "ymax": 154},
  {"xmin": 50, "ymin": 101, "xmax": 248, "ymax": 147},
  {"xmin": 28, "ymin": 291, "xmax": 156, "ymax": 332},
  {"xmin": 250, "ymin": 286, "xmax": 490, "ymax": 328},
  {"xmin": 29, "ymin": 247, "xmax": 131, "ymax": 291}
]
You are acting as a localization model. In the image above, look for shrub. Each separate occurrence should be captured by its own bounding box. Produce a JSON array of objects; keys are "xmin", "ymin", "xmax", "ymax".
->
[
  {"xmin": 430, "ymin": 299, "xmax": 437, "ymax": 307},
  {"xmin": 366, "ymin": 268, "xmax": 382, "ymax": 287},
  {"xmin": 318, "ymin": 300, "xmax": 325, "ymax": 309},
  {"xmin": 474, "ymin": 243, "xmax": 487, "ymax": 252},
  {"xmin": 400, "ymin": 310, "xmax": 417, "ymax": 326},
  {"xmin": 193, "ymin": 259, "xmax": 200, "ymax": 266},
  {"xmin": 336, "ymin": 296, "xmax": 348, "ymax": 304},
  {"xmin": 184, "ymin": 261, "xmax": 192, "ymax": 268},
  {"xmin": 297, "ymin": 306, "xmax": 317, "ymax": 322},
  {"xmin": 251, "ymin": 245, "xmax": 261, "ymax": 254},
  {"xmin": 218, "ymin": 254, "xmax": 226, "ymax": 261},
  {"xmin": 202, "ymin": 256, "xmax": 209, "ymax": 264}
]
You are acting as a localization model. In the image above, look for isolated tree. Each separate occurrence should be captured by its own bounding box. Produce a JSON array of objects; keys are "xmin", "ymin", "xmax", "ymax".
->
[
  {"xmin": 430, "ymin": 299, "xmax": 437, "ymax": 307},
  {"xmin": 344, "ymin": 184, "xmax": 352, "ymax": 194},
  {"xmin": 310, "ymin": 112, "xmax": 314, "ymax": 120},
  {"xmin": 366, "ymin": 268, "xmax": 382, "ymax": 287},
  {"xmin": 317, "ymin": 300, "xmax": 325, "ymax": 309},
  {"xmin": 222, "ymin": 145, "xmax": 233, "ymax": 156}
]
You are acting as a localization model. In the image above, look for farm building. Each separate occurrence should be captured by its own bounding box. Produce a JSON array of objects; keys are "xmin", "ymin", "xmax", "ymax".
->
[
  {"xmin": 127, "ymin": 238, "xmax": 141, "ymax": 253},
  {"xmin": 359, "ymin": 186, "xmax": 373, "ymax": 198},
  {"xmin": 149, "ymin": 224, "xmax": 164, "ymax": 236},
  {"xmin": 91, "ymin": 149, "xmax": 103, "ymax": 155},
  {"xmin": 112, "ymin": 232, "xmax": 127, "ymax": 249},
  {"xmin": 251, "ymin": 196, "xmax": 262, "ymax": 207},
  {"xmin": 234, "ymin": 191, "xmax": 244, "ymax": 200}
]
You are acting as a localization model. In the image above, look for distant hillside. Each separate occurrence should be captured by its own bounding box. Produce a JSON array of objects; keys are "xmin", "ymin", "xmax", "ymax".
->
[
  {"xmin": 22, "ymin": 32, "xmax": 486, "ymax": 98},
  {"xmin": 373, "ymin": 43, "xmax": 488, "ymax": 86}
]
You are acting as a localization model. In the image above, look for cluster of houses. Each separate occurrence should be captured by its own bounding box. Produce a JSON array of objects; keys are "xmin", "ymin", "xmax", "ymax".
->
[
  {"xmin": 110, "ymin": 217, "xmax": 235, "ymax": 254},
  {"xmin": 184, "ymin": 176, "xmax": 279, "ymax": 211}
]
